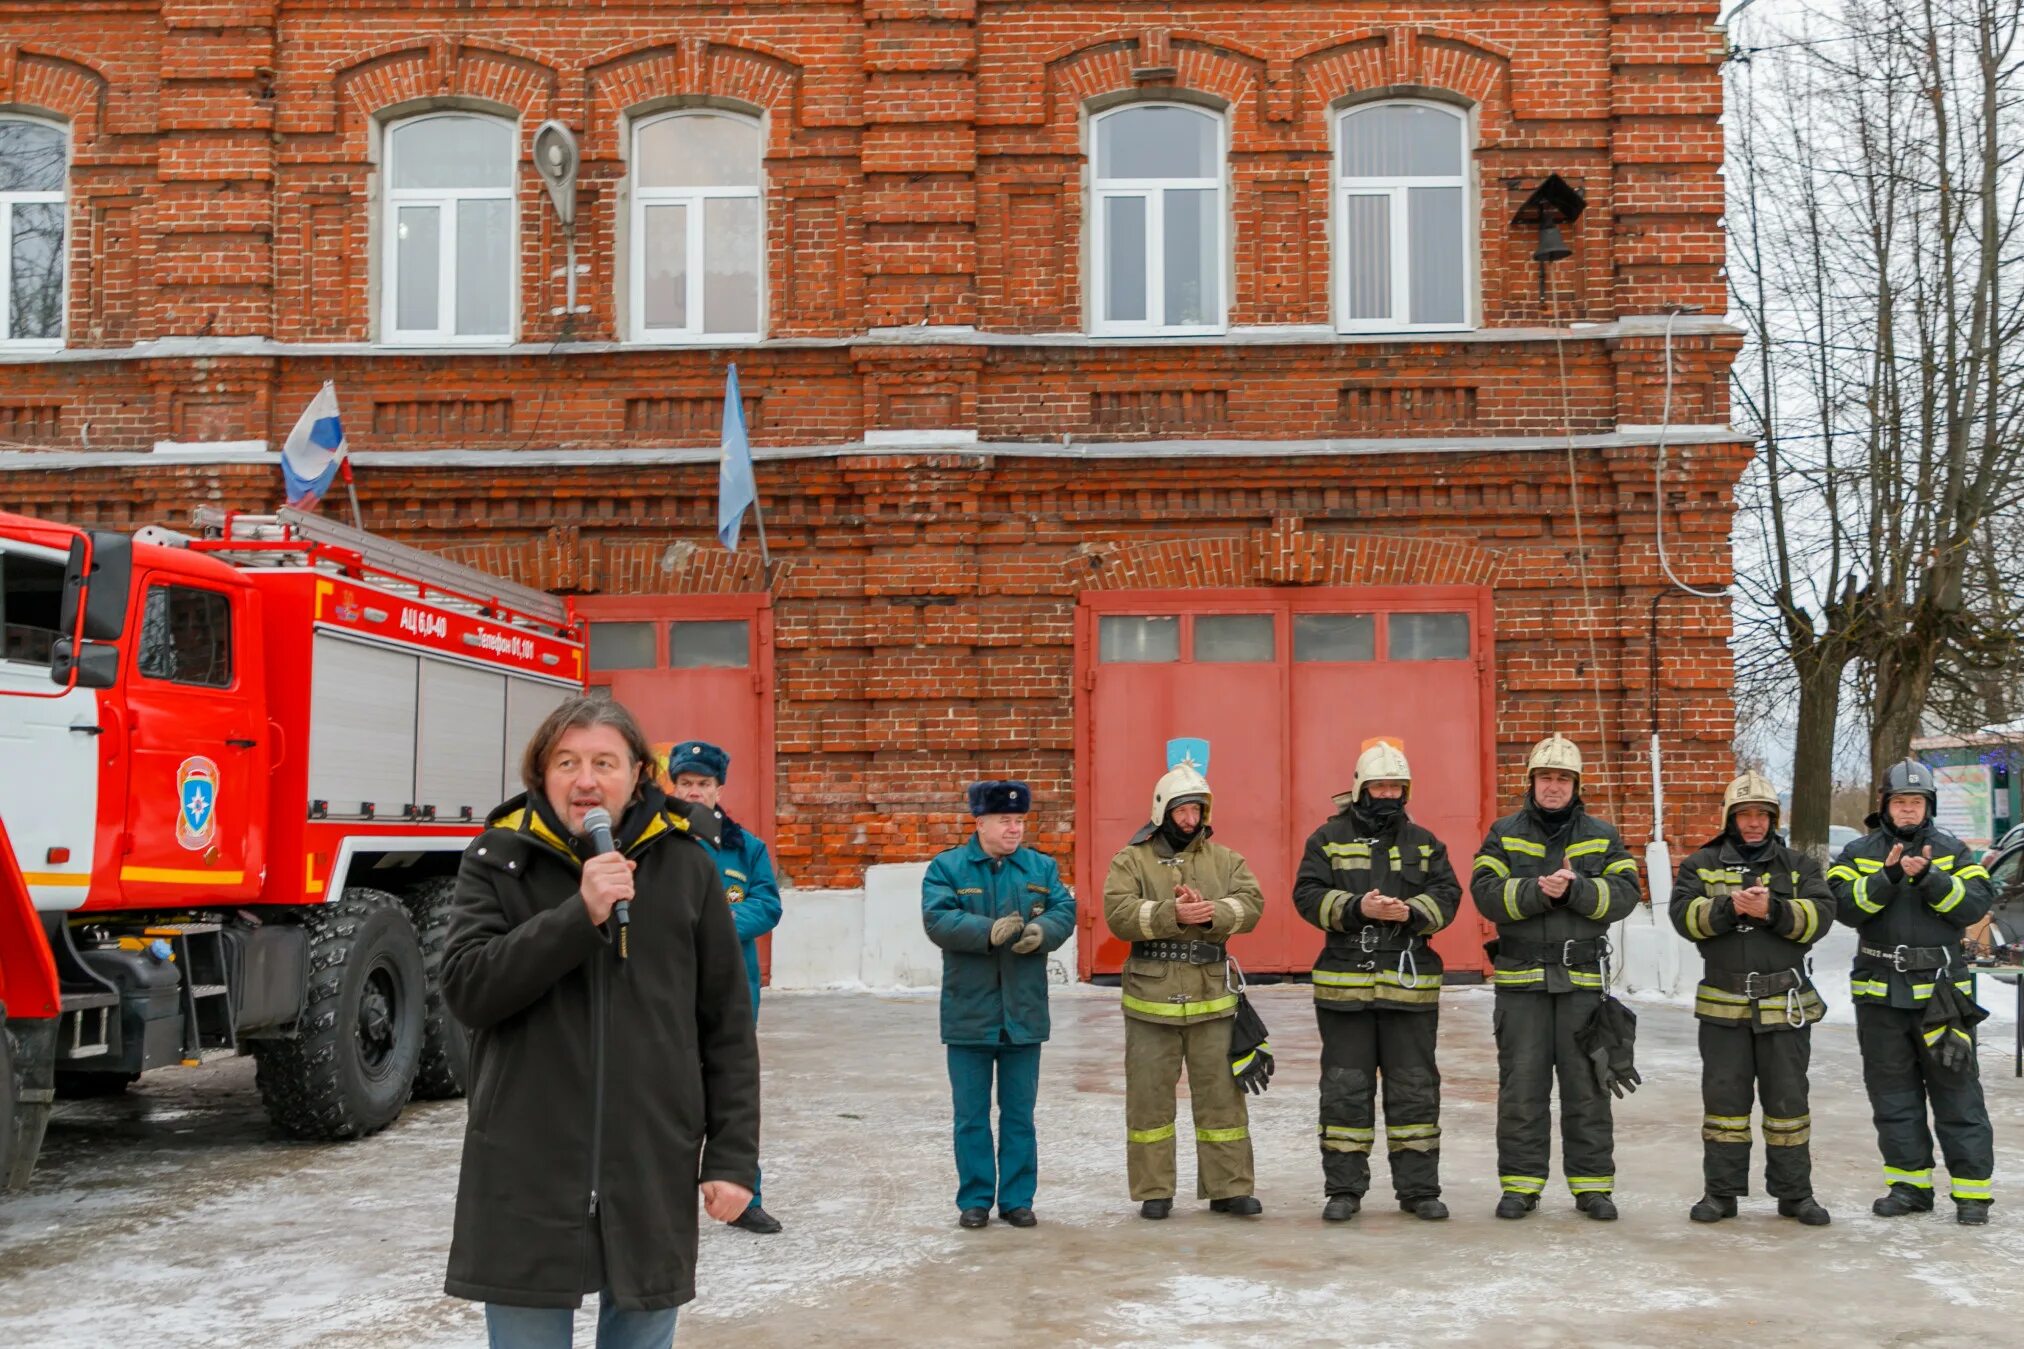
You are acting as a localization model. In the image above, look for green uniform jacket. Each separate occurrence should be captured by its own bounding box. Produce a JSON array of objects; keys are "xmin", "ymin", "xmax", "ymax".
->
[
  {"xmin": 1471, "ymin": 802, "xmax": 1642, "ymax": 993},
  {"xmin": 921, "ymin": 838, "xmax": 1077, "ymax": 1047},
  {"xmin": 1668, "ymin": 836, "xmax": 1835, "ymax": 1030},
  {"xmin": 1827, "ymin": 820, "xmax": 1994, "ymax": 1008},
  {"xmin": 1102, "ymin": 827, "xmax": 1264, "ymax": 1027},
  {"xmin": 1291, "ymin": 808, "xmax": 1460, "ymax": 1011}
]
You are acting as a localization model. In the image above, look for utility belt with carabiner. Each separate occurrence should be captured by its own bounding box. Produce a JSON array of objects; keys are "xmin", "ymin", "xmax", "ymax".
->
[
  {"xmin": 1498, "ymin": 936, "xmax": 1609, "ymax": 967},
  {"xmin": 1702, "ymin": 968, "xmax": 1807, "ymax": 997},
  {"xmin": 1858, "ymin": 943, "xmax": 1954, "ymax": 973},
  {"xmin": 1694, "ymin": 961, "xmax": 1822, "ymax": 1030},
  {"xmin": 1326, "ymin": 925, "xmax": 1426, "ymax": 968},
  {"xmin": 1131, "ymin": 939, "xmax": 1227, "ymax": 965}
]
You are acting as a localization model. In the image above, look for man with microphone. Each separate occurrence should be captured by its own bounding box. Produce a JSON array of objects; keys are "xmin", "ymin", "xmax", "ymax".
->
[{"xmin": 441, "ymin": 696, "xmax": 759, "ymax": 1347}]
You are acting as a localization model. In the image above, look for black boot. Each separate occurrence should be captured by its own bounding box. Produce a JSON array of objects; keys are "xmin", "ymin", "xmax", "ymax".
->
[
  {"xmin": 1494, "ymin": 1193, "xmax": 1538, "ymax": 1220},
  {"xmin": 958, "ymin": 1207, "xmax": 989, "ymax": 1229},
  {"xmin": 1000, "ymin": 1207, "xmax": 1037, "ymax": 1227},
  {"xmin": 731, "ymin": 1204, "xmax": 783, "ymax": 1234},
  {"xmin": 1956, "ymin": 1200, "xmax": 1991, "ymax": 1226},
  {"xmin": 1778, "ymin": 1196, "xmax": 1831, "ymax": 1226},
  {"xmin": 1322, "ymin": 1194, "xmax": 1361, "ymax": 1222},
  {"xmin": 1209, "ymin": 1196, "xmax": 1263, "ymax": 1216},
  {"xmin": 1689, "ymin": 1194, "xmax": 1737, "ymax": 1224},
  {"xmin": 1576, "ymin": 1193, "xmax": 1618, "ymax": 1221},
  {"xmin": 1139, "ymin": 1198, "xmax": 1172, "ymax": 1220},
  {"xmin": 1872, "ymin": 1184, "xmax": 1935, "ymax": 1217},
  {"xmin": 1399, "ymin": 1197, "xmax": 1449, "ymax": 1221}
]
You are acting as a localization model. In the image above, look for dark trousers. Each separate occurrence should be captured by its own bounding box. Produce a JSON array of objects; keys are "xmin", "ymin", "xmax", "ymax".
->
[
  {"xmin": 947, "ymin": 1043, "xmax": 1041, "ymax": 1213},
  {"xmin": 1493, "ymin": 990, "xmax": 1614, "ymax": 1197},
  {"xmin": 1316, "ymin": 1006, "xmax": 1442, "ymax": 1200},
  {"xmin": 1699, "ymin": 1021, "xmax": 1813, "ymax": 1199},
  {"xmin": 1856, "ymin": 1003, "xmax": 1994, "ymax": 1202}
]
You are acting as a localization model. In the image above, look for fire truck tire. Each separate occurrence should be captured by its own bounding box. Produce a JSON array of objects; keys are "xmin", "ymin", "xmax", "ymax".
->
[
  {"xmin": 405, "ymin": 875, "xmax": 469, "ymax": 1101},
  {"xmin": 253, "ymin": 888, "xmax": 426, "ymax": 1140}
]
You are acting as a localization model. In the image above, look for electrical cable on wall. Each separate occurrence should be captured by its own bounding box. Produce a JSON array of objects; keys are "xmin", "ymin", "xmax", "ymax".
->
[
  {"xmin": 1653, "ymin": 309, "xmax": 1728, "ymax": 600},
  {"xmin": 1548, "ymin": 280, "xmax": 1617, "ymax": 823}
]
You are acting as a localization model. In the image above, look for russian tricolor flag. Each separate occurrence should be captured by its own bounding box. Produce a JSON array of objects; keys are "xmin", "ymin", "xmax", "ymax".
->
[{"xmin": 281, "ymin": 381, "xmax": 347, "ymax": 506}]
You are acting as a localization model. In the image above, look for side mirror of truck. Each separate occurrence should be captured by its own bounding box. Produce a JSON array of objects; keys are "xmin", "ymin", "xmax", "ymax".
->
[
  {"xmin": 51, "ymin": 637, "xmax": 119, "ymax": 690},
  {"xmin": 59, "ymin": 530, "xmax": 133, "ymax": 643}
]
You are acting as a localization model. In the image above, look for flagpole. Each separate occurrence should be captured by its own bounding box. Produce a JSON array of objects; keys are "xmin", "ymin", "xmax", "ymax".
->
[
  {"xmin": 750, "ymin": 469, "xmax": 772, "ymax": 578},
  {"xmin": 338, "ymin": 458, "xmax": 365, "ymax": 530}
]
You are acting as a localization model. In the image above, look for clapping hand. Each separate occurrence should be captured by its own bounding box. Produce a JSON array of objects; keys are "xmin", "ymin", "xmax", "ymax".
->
[
  {"xmin": 1537, "ymin": 868, "xmax": 1577, "ymax": 902},
  {"xmin": 1733, "ymin": 885, "xmax": 1772, "ymax": 920},
  {"xmin": 1360, "ymin": 890, "xmax": 1411, "ymax": 922},
  {"xmin": 1174, "ymin": 882, "xmax": 1216, "ymax": 926}
]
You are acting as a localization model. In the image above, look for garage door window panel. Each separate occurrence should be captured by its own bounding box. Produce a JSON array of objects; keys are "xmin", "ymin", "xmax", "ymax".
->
[
  {"xmin": 669, "ymin": 619, "xmax": 749, "ymax": 670},
  {"xmin": 1193, "ymin": 614, "xmax": 1275, "ymax": 663},
  {"xmin": 1389, "ymin": 612, "xmax": 1472, "ymax": 661},
  {"xmin": 1099, "ymin": 614, "xmax": 1181, "ymax": 663},
  {"xmin": 589, "ymin": 621, "xmax": 658, "ymax": 672},
  {"xmin": 1293, "ymin": 613, "xmax": 1376, "ymax": 663}
]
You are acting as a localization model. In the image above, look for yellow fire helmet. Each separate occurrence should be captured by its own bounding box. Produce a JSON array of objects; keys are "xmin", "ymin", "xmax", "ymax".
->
[
  {"xmin": 1526, "ymin": 733, "xmax": 1584, "ymax": 780},
  {"xmin": 1723, "ymin": 770, "xmax": 1781, "ymax": 824},
  {"xmin": 1150, "ymin": 763, "xmax": 1213, "ymax": 829},
  {"xmin": 1340, "ymin": 738, "xmax": 1412, "ymax": 807}
]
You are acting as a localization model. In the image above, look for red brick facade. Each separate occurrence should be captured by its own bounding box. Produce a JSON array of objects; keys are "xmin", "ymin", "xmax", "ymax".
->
[{"xmin": 0, "ymin": 1, "xmax": 1747, "ymax": 888}]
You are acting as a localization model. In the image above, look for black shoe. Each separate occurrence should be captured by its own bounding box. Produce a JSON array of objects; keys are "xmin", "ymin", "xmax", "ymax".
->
[
  {"xmin": 1494, "ymin": 1193, "xmax": 1538, "ymax": 1220},
  {"xmin": 1689, "ymin": 1194, "xmax": 1737, "ymax": 1224},
  {"xmin": 1139, "ymin": 1199, "xmax": 1173, "ymax": 1220},
  {"xmin": 1872, "ymin": 1184, "xmax": 1935, "ymax": 1217},
  {"xmin": 1000, "ymin": 1207, "xmax": 1037, "ymax": 1227},
  {"xmin": 1322, "ymin": 1194, "xmax": 1361, "ymax": 1222},
  {"xmin": 1778, "ymin": 1196, "xmax": 1830, "ymax": 1226},
  {"xmin": 1956, "ymin": 1200, "xmax": 1991, "ymax": 1226},
  {"xmin": 1209, "ymin": 1196, "xmax": 1263, "ymax": 1216},
  {"xmin": 1400, "ymin": 1197, "xmax": 1449, "ymax": 1221},
  {"xmin": 959, "ymin": 1207, "xmax": 990, "ymax": 1229},
  {"xmin": 731, "ymin": 1204, "xmax": 783, "ymax": 1234},
  {"xmin": 1576, "ymin": 1193, "xmax": 1618, "ymax": 1221}
]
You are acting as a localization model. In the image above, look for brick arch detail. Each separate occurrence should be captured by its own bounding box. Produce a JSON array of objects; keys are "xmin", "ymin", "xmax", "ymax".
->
[
  {"xmin": 0, "ymin": 46, "xmax": 110, "ymax": 144},
  {"xmin": 323, "ymin": 36, "xmax": 563, "ymax": 140},
  {"xmin": 1040, "ymin": 30, "xmax": 1265, "ymax": 150},
  {"xmin": 433, "ymin": 527, "xmax": 776, "ymax": 596},
  {"xmin": 1294, "ymin": 26, "xmax": 1510, "ymax": 125},
  {"xmin": 584, "ymin": 38, "xmax": 801, "ymax": 160},
  {"xmin": 1071, "ymin": 518, "xmax": 1502, "ymax": 591}
]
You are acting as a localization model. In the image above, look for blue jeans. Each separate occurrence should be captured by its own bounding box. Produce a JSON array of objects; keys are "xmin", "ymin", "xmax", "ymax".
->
[
  {"xmin": 947, "ymin": 1042, "xmax": 1042, "ymax": 1213},
  {"xmin": 484, "ymin": 1296, "xmax": 677, "ymax": 1349}
]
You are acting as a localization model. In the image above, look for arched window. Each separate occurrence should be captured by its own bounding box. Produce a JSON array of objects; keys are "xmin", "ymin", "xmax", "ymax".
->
[
  {"xmin": 1090, "ymin": 104, "xmax": 1224, "ymax": 335},
  {"xmin": 0, "ymin": 117, "xmax": 66, "ymax": 346},
  {"xmin": 381, "ymin": 112, "xmax": 516, "ymax": 343},
  {"xmin": 1336, "ymin": 102, "xmax": 1472, "ymax": 331},
  {"xmin": 630, "ymin": 111, "xmax": 763, "ymax": 342}
]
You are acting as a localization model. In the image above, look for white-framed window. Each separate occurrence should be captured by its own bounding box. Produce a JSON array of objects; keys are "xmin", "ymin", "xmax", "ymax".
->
[
  {"xmin": 1089, "ymin": 103, "xmax": 1225, "ymax": 336},
  {"xmin": 629, "ymin": 110, "xmax": 763, "ymax": 342},
  {"xmin": 381, "ymin": 112, "xmax": 516, "ymax": 344},
  {"xmin": 0, "ymin": 117, "xmax": 66, "ymax": 347},
  {"xmin": 1336, "ymin": 101, "xmax": 1473, "ymax": 332}
]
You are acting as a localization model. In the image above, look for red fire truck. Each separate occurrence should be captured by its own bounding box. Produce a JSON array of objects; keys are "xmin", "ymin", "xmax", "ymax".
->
[{"xmin": 0, "ymin": 507, "xmax": 584, "ymax": 1187}]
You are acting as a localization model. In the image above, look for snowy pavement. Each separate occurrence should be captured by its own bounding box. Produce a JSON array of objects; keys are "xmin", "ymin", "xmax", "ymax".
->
[{"xmin": 4, "ymin": 982, "xmax": 2023, "ymax": 1348}]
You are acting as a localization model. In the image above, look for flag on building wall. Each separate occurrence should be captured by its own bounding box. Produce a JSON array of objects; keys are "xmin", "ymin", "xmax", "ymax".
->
[
  {"xmin": 717, "ymin": 365, "xmax": 756, "ymax": 550},
  {"xmin": 281, "ymin": 381, "xmax": 347, "ymax": 506}
]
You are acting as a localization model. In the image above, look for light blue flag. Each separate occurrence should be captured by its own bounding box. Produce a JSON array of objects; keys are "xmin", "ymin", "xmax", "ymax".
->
[
  {"xmin": 1167, "ymin": 738, "xmax": 1210, "ymax": 773},
  {"xmin": 717, "ymin": 365, "xmax": 755, "ymax": 550}
]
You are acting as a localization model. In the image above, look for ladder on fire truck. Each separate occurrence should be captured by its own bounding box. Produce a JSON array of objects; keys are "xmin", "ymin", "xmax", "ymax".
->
[{"xmin": 171, "ymin": 507, "xmax": 575, "ymax": 638}]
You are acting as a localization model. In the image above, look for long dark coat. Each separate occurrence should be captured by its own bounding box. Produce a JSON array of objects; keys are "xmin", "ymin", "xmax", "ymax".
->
[{"xmin": 441, "ymin": 787, "xmax": 759, "ymax": 1311}]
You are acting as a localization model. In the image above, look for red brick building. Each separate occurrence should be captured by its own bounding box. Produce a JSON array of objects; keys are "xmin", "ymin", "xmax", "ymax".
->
[{"xmin": 0, "ymin": 2, "xmax": 1747, "ymax": 974}]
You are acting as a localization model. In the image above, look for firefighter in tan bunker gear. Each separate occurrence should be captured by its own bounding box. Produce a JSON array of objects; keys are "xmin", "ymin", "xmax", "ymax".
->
[{"xmin": 1103, "ymin": 760, "xmax": 1266, "ymax": 1219}]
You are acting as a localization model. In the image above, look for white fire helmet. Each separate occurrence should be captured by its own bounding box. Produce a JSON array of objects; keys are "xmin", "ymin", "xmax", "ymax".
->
[
  {"xmin": 1346, "ymin": 739, "xmax": 1413, "ymax": 804},
  {"xmin": 1526, "ymin": 733, "xmax": 1584, "ymax": 781},
  {"xmin": 1723, "ymin": 770, "xmax": 1781, "ymax": 825},
  {"xmin": 1150, "ymin": 763, "xmax": 1213, "ymax": 829}
]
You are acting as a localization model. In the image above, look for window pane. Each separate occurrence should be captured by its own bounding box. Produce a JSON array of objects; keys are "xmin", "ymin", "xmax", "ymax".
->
[
  {"xmin": 0, "ymin": 120, "xmax": 65, "ymax": 192},
  {"xmin": 1099, "ymin": 615, "xmax": 1179, "ymax": 663},
  {"xmin": 390, "ymin": 116, "xmax": 514, "ymax": 190},
  {"xmin": 1342, "ymin": 194, "xmax": 1391, "ymax": 321},
  {"xmin": 10, "ymin": 202, "xmax": 64, "ymax": 340},
  {"xmin": 1293, "ymin": 613, "xmax": 1375, "ymax": 662},
  {"xmin": 642, "ymin": 204, "xmax": 688, "ymax": 329},
  {"xmin": 1163, "ymin": 189, "xmax": 1218, "ymax": 327},
  {"xmin": 1103, "ymin": 195, "xmax": 1147, "ymax": 323},
  {"xmin": 137, "ymin": 586, "xmax": 232, "ymax": 688},
  {"xmin": 1340, "ymin": 105, "xmax": 1463, "ymax": 178},
  {"xmin": 1408, "ymin": 187, "xmax": 1465, "ymax": 325},
  {"xmin": 1390, "ymin": 612, "xmax": 1470, "ymax": 660},
  {"xmin": 703, "ymin": 196, "xmax": 760, "ymax": 333},
  {"xmin": 588, "ymin": 622, "xmax": 656, "ymax": 671},
  {"xmin": 454, "ymin": 198, "xmax": 512, "ymax": 336},
  {"xmin": 1098, "ymin": 106, "xmax": 1216, "ymax": 180},
  {"xmin": 670, "ymin": 620, "xmax": 749, "ymax": 669},
  {"xmin": 1194, "ymin": 614, "xmax": 1273, "ymax": 663},
  {"xmin": 0, "ymin": 550, "xmax": 64, "ymax": 666},
  {"xmin": 637, "ymin": 114, "xmax": 760, "ymax": 189},
  {"xmin": 395, "ymin": 205, "xmax": 440, "ymax": 331}
]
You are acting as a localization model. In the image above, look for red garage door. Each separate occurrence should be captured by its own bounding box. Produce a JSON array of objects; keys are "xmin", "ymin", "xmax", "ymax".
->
[
  {"xmin": 576, "ymin": 595, "xmax": 776, "ymax": 977},
  {"xmin": 1075, "ymin": 588, "xmax": 1495, "ymax": 978}
]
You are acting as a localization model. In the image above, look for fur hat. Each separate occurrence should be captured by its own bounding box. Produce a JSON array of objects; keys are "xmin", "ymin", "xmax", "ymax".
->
[
  {"xmin": 967, "ymin": 780, "xmax": 1031, "ymax": 817},
  {"xmin": 665, "ymin": 740, "xmax": 730, "ymax": 784}
]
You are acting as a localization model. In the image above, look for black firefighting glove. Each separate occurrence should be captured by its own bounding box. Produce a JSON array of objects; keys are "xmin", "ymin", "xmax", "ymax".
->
[
  {"xmin": 1884, "ymin": 857, "xmax": 1906, "ymax": 885},
  {"xmin": 1575, "ymin": 996, "xmax": 1642, "ymax": 1098},
  {"xmin": 989, "ymin": 915, "xmax": 1025, "ymax": 947},
  {"xmin": 1011, "ymin": 923, "xmax": 1045, "ymax": 955},
  {"xmin": 1234, "ymin": 1045, "xmax": 1275, "ymax": 1095},
  {"xmin": 1920, "ymin": 980, "xmax": 1988, "ymax": 1077},
  {"xmin": 1229, "ymin": 992, "xmax": 1274, "ymax": 1094}
]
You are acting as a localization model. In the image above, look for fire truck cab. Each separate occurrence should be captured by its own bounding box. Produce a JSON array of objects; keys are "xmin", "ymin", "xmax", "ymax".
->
[{"xmin": 1, "ymin": 508, "xmax": 583, "ymax": 1187}]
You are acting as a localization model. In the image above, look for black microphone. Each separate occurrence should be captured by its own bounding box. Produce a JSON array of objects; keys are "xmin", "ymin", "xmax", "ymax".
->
[{"xmin": 582, "ymin": 806, "xmax": 629, "ymax": 958}]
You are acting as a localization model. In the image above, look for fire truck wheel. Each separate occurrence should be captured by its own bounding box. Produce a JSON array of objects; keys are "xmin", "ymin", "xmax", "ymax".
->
[
  {"xmin": 253, "ymin": 888, "xmax": 426, "ymax": 1140},
  {"xmin": 405, "ymin": 875, "xmax": 469, "ymax": 1101}
]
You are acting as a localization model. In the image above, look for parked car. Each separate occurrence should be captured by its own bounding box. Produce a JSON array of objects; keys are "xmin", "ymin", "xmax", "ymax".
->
[
  {"xmin": 1981, "ymin": 822, "xmax": 2024, "ymax": 868},
  {"xmin": 1977, "ymin": 834, "xmax": 2024, "ymax": 983},
  {"xmin": 1828, "ymin": 824, "xmax": 1862, "ymax": 856}
]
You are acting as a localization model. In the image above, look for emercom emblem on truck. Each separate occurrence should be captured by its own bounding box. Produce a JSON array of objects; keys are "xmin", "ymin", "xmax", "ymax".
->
[{"xmin": 176, "ymin": 756, "xmax": 219, "ymax": 851}]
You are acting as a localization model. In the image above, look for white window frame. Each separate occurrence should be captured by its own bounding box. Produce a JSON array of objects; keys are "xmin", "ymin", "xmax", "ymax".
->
[
  {"xmin": 1334, "ymin": 100, "xmax": 1475, "ymax": 334},
  {"xmin": 626, "ymin": 109, "xmax": 765, "ymax": 345},
  {"xmin": 1088, "ymin": 103, "xmax": 1227, "ymax": 337},
  {"xmin": 0, "ymin": 115, "xmax": 68, "ymax": 349},
  {"xmin": 379, "ymin": 111, "xmax": 517, "ymax": 346}
]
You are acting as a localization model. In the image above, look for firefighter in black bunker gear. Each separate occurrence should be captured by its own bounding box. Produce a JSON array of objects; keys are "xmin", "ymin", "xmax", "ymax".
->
[
  {"xmin": 1292, "ymin": 740, "xmax": 1462, "ymax": 1222},
  {"xmin": 1669, "ymin": 772, "xmax": 1836, "ymax": 1226},
  {"xmin": 1472, "ymin": 734, "xmax": 1643, "ymax": 1221},
  {"xmin": 1828, "ymin": 759, "xmax": 1998, "ymax": 1224}
]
